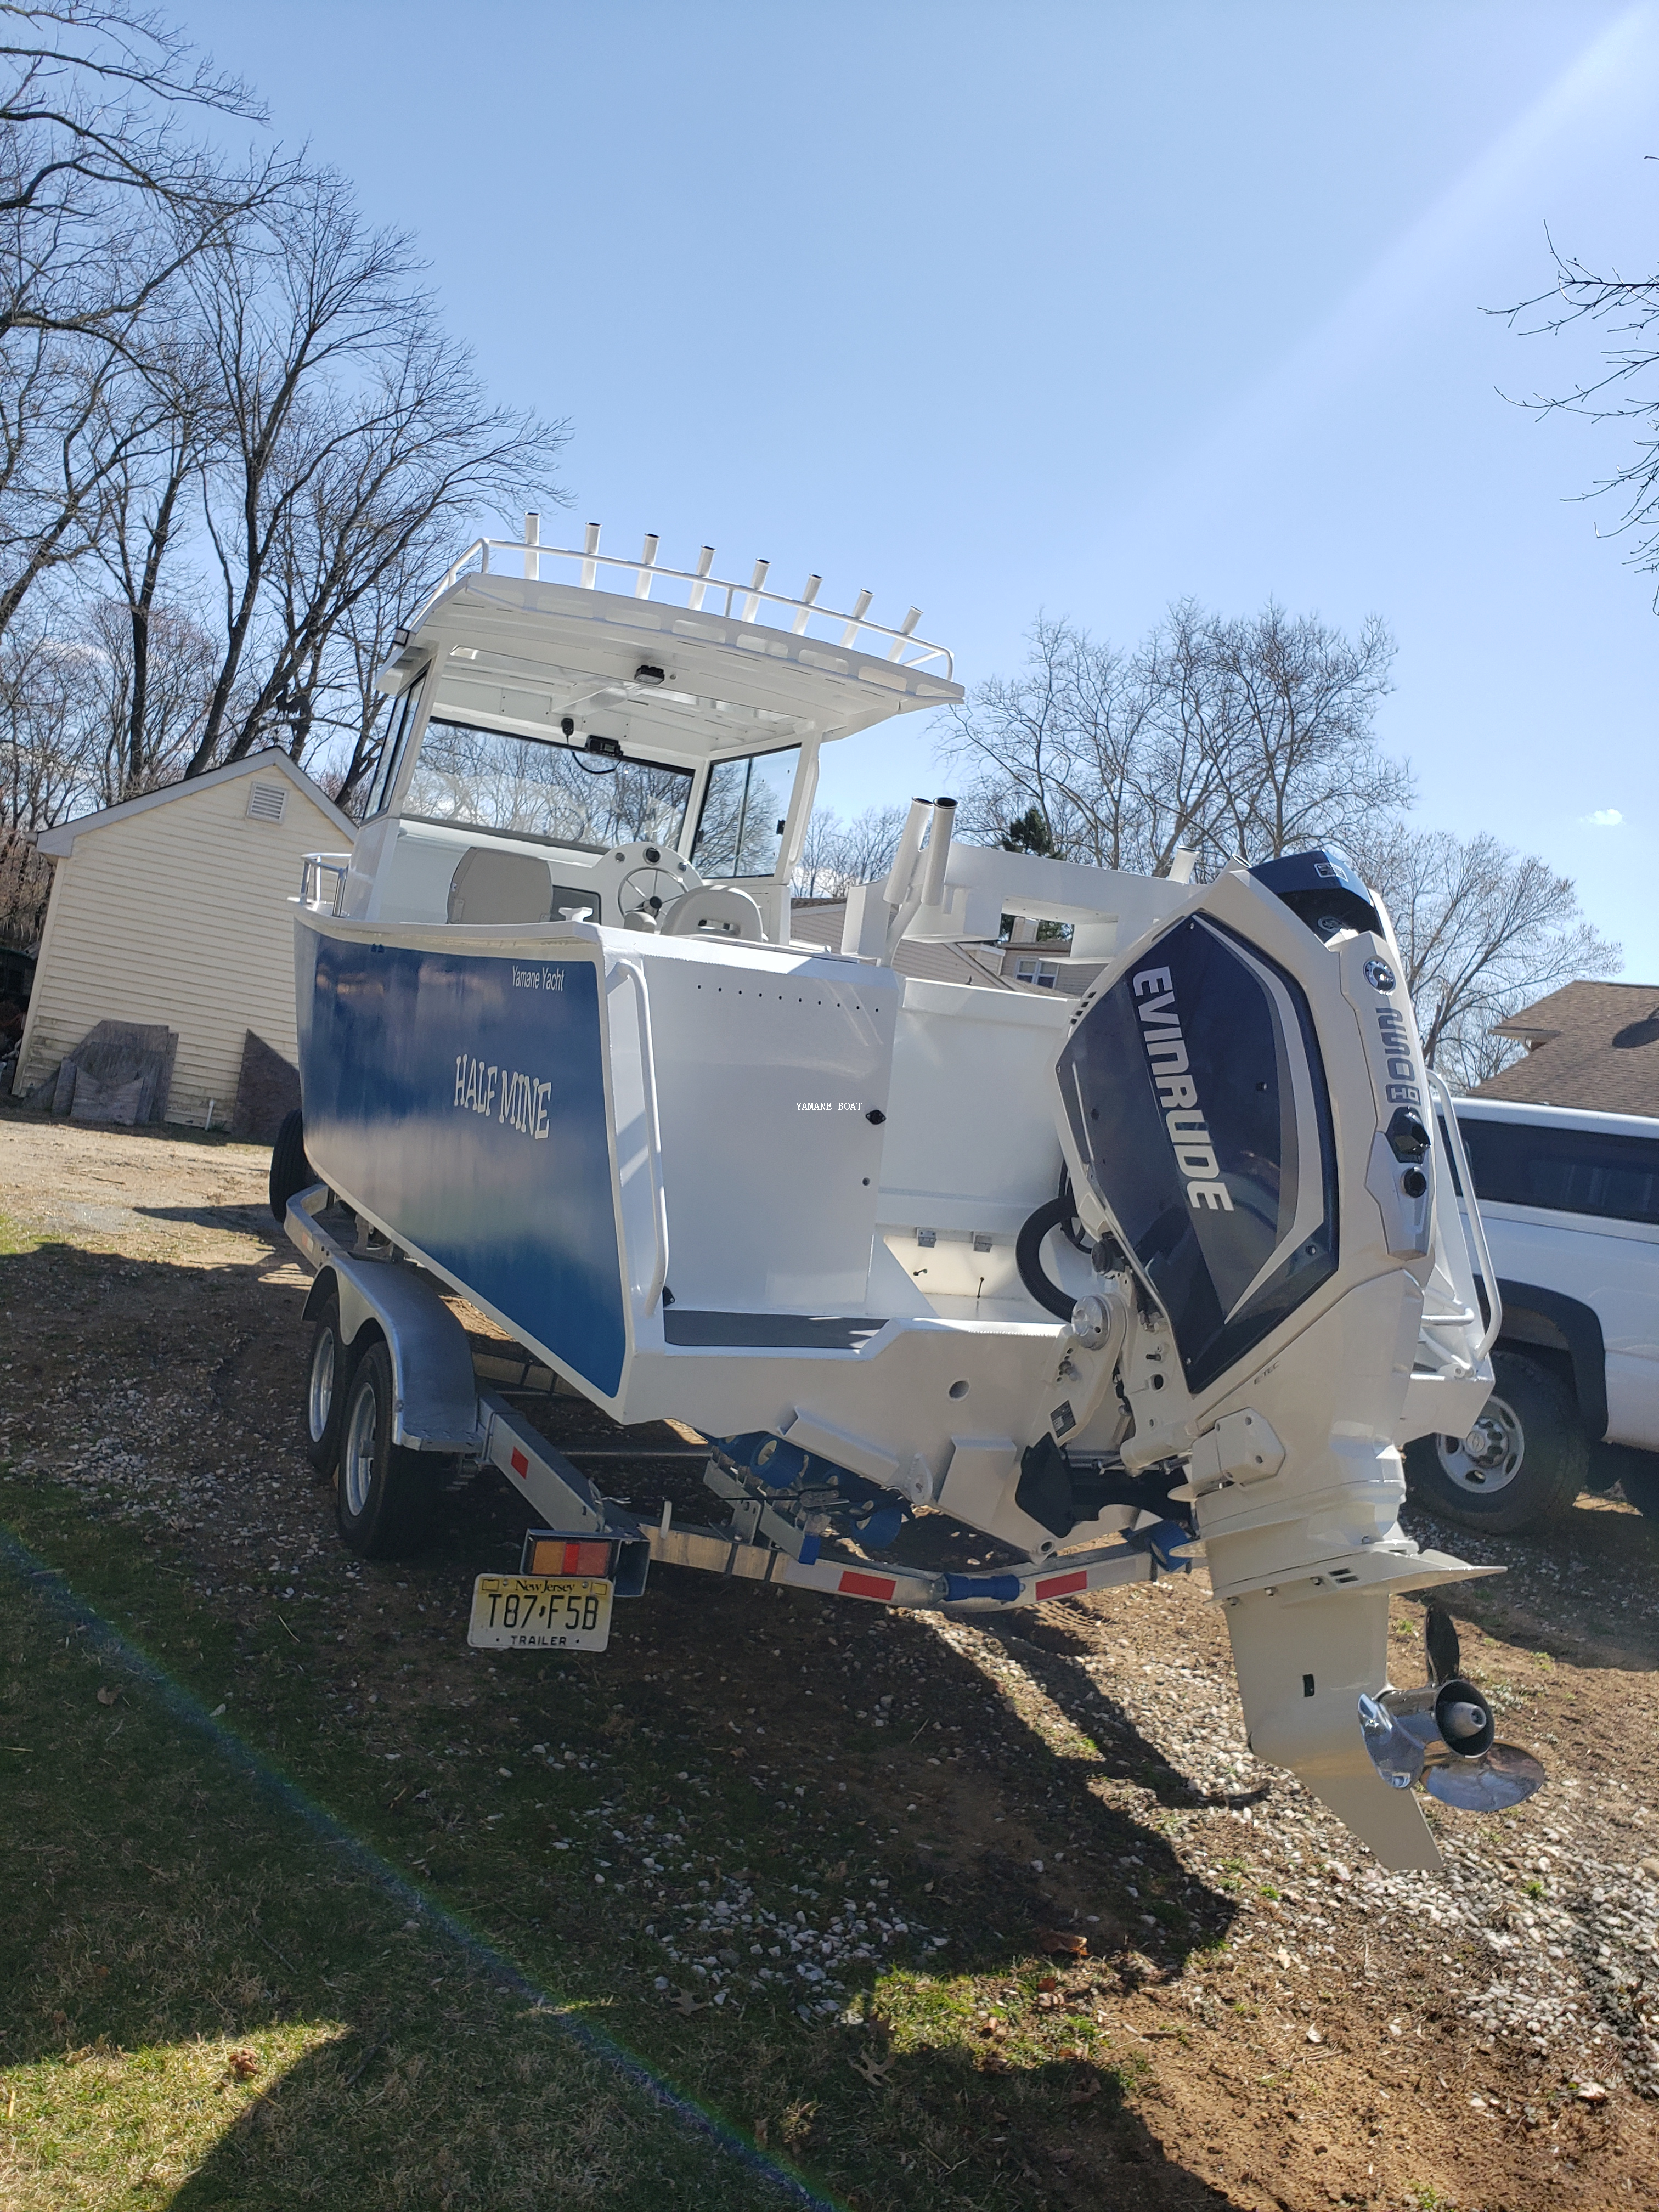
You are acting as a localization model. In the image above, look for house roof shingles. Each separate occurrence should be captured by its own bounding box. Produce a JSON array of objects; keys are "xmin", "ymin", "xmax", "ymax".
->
[{"xmin": 1471, "ymin": 980, "xmax": 1659, "ymax": 1114}]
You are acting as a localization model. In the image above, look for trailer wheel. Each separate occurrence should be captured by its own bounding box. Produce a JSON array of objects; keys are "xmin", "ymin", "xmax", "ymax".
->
[
  {"xmin": 1403, "ymin": 1348, "xmax": 1586, "ymax": 1534},
  {"xmin": 269, "ymin": 1108, "xmax": 314, "ymax": 1225},
  {"xmin": 335, "ymin": 1339, "xmax": 436, "ymax": 1556},
  {"xmin": 303, "ymin": 1293, "xmax": 349, "ymax": 1476}
]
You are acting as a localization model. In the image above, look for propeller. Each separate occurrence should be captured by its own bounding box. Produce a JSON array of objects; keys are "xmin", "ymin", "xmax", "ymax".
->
[
  {"xmin": 1357, "ymin": 1601, "xmax": 1545, "ymax": 1814},
  {"xmin": 1425, "ymin": 1601, "xmax": 1463, "ymax": 1686}
]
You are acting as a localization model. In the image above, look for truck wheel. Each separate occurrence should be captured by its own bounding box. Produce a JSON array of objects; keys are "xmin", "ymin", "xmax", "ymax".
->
[
  {"xmin": 269, "ymin": 1108, "xmax": 314, "ymax": 1225},
  {"xmin": 303, "ymin": 1293, "xmax": 350, "ymax": 1476},
  {"xmin": 1404, "ymin": 1348, "xmax": 1587, "ymax": 1534},
  {"xmin": 335, "ymin": 1339, "xmax": 436, "ymax": 1557},
  {"xmin": 1616, "ymin": 1455, "xmax": 1659, "ymax": 1522}
]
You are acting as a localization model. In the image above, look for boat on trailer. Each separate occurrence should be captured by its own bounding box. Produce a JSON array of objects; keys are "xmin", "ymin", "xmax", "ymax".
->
[{"xmin": 280, "ymin": 521, "xmax": 1543, "ymax": 1871}]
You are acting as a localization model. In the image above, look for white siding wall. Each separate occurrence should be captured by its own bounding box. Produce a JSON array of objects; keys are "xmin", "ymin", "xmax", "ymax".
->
[{"xmin": 14, "ymin": 771, "xmax": 341, "ymax": 1125}]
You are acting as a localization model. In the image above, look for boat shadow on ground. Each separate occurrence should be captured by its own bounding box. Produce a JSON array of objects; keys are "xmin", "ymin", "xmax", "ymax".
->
[
  {"xmin": 0, "ymin": 1532, "xmax": 1245, "ymax": 2212},
  {"xmin": 0, "ymin": 1223, "xmax": 1248, "ymax": 2206}
]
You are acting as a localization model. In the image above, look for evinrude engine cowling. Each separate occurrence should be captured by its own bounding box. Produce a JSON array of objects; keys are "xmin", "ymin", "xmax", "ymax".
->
[
  {"xmin": 1051, "ymin": 853, "xmax": 1520, "ymax": 1870},
  {"xmin": 1056, "ymin": 911, "xmax": 1339, "ymax": 1397}
]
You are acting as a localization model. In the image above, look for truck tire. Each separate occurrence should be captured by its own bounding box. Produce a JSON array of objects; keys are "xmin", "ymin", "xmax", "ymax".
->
[
  {"xmin": 303, "ymin": 1293, "xmax": 350, "ymax": 1477},
  {"xmin": 335, "ymin": 1338, "xmax": 437, "ymax": 1557},
  {"xmin": 269, "ymin": 1108, "xmax": 313, "ymax": 1225},
  {"xmin": 1404, "ymin": 1347, "xmax": 1587, "ymax": 1534}
]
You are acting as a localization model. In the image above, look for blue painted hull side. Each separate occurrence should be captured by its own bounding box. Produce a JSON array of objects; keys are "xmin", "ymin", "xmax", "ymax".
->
[{"xmin": 295, "ymin": 927, "xmax": 627, "ymax": 1397}]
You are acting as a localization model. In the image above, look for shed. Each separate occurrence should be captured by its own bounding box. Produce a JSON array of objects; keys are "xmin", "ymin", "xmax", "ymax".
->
[{"xmin": 10, "ymin": 754, "xmax": 352, "ymax": 1131}]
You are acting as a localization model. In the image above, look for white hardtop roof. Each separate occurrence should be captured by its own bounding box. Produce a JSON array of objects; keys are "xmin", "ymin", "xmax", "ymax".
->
[
  {"xmin": 33, "ymin": 750, "xmax": 353, "ymax": 856},
  {"xmin": 379, "ymin": 526, "xmax": 964, "ymax": 765},
  {"xmin": 1453, "ymin": 1095, "xmax": 1659, "ymax": 1137}
]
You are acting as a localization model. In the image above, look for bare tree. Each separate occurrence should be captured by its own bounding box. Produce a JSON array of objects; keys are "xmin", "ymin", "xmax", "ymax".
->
[
  {"xmin": 794, "ymin": 801, "xmax": 909, "ymax": 898},
  {"xmin": 179, "ymin": 169, "xmax": 565, "ymax": 779},
  {"xmin": 0, "ymin": 3, "xmax": 267, "ymax": 346},
  {"xmin": 1498, "ymin": 235, "xmax": 1659, "ymax": 597},
  {"xmin": 1350, "ymin": 818, "xmax": 1621, "ymax": 1087},
  {"xmin": 89, "ymin": 329, "xmax": 214, "ymax": 789},
  {"xmin": 0, "ymin": 6, "xmax": 283, "ymax": 646},
  {"xmin": 942, "ymin": 601, "xmax": 1407, "ymax": 877},
  {"xmin": 0, "ymin": 610, "xmax": 102, "ymax": 939}
]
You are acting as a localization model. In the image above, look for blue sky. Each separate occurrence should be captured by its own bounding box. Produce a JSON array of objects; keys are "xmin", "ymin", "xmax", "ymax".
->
[{"xmin": 181, "ymin": 2, "xmax": 1659, "ymax": 975}]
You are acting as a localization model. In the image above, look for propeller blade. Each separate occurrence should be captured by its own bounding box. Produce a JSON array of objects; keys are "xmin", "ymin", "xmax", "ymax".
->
[
  {"xmin": 1425, "ymin": 1602, "xmax": 1463, "ymax": 1686},
  {"xmin": 1423, "ymin": 1741, "xmax": 1546, "ymax": 1813},
  {"xmin": 1358, "ymin": 1693, "xmax": 1426, "ymax": 1790}
]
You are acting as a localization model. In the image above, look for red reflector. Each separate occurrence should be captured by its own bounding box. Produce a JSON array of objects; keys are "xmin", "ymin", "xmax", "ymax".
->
[
  {"xmin": 1035, "ymin": 1570, "xmax": 1088, "ymax": 1601},
  {"xmin": 839, "ymin": 1570, "xmax": 896, "ymax": 1601},
  {"xmin": 529, "ymin": 1537, "xmax": 612, "ymax": 1576},
  {"xmin": 509, "ymin": 1447, "xmax": 529, "ymax": 1478}
]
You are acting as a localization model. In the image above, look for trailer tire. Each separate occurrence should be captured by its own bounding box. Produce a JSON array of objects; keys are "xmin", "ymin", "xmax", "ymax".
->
[
  {"xmin": 1403, "ymin": 1348, "xmax": 1587, "ymax": 1534},
  {"xmin": 335, "ymin": 1338, "xmax": 436, "ymax": 1556},
  {"xmin": 269, "ymin": 1108, "xmax": 313, "ymax": 1225},
  {"xmin": 303, "ymin": 1293, "xmax": 350, "ymax": 1477}
]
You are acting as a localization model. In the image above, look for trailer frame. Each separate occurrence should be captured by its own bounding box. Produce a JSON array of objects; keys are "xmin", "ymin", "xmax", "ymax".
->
[{"xmin": 283, "ymin": 1181, "xmax": 1186, "ymax": 1620}]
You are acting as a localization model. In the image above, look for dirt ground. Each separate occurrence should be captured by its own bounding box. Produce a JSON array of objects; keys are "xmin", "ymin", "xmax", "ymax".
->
[{"xmin": 3, "ymin": 1105, "xmax": 1659, "ymax": 2211}]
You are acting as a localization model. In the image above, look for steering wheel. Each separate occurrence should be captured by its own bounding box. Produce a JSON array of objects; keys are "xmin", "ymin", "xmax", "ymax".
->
[{"xmin": 607, "ymin": 840, "xmax": 702, "ymax": 930}]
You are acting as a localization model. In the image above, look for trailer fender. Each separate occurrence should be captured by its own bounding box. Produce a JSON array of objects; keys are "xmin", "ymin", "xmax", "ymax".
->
[{"xmin": 286, "ymin": 1201, "xmax": 482, "ymax": 1453}]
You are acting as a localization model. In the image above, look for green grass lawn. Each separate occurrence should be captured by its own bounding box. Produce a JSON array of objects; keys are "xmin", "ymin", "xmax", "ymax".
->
[
  {"xmin": 0, "ymin": 1520, "xmax": 824, "ymax": 2211},
  {"xmin": 0, "ymin": 1474, "xmax": 1180, "ymax": 2212}
]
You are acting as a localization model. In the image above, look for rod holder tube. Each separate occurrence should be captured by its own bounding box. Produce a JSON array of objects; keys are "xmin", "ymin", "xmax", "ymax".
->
[
  {"xmin": 918, "ymin": 796, "xmax": 957, "ymax": 910},
  {"xmin": 883, "ymin": 798, "xmax": 932, "ymax": 907}
]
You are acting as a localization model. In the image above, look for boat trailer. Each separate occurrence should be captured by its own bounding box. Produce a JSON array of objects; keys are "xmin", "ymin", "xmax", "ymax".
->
[{"xmin": 284, "ymin": 1181, "xmax": 1192, "ymax": 1647}]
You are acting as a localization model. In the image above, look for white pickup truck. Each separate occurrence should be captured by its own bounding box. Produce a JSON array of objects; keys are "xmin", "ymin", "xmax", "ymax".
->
[{"xmin": 1407, "ymin": 1096, "xmax": 1659, "ymax": 1532}]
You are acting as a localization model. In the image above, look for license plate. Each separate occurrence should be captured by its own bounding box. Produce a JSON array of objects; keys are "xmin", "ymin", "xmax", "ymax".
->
[{"xmin": 467, "ymin": 1575, "xmax": 613, "ymax": 1651}]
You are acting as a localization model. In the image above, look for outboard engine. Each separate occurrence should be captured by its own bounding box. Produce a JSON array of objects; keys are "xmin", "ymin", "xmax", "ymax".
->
[{"xmin": 1051, "ymin": 849, "xmax": 1540, "ymax": 1869}]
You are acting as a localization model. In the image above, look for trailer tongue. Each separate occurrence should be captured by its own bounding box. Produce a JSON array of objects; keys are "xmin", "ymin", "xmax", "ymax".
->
[{"xmin": 280, "ymin": 524, "xmax": 1540, "ymax": 1872}]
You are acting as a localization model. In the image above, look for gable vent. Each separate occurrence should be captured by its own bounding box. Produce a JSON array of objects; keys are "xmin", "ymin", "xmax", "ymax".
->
[{"xmin": 246, "ymin": 780, "xmax": 287, "ymax": 823}]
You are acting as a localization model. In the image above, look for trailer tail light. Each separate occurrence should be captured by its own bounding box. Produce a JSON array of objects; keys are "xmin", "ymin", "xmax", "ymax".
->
[
  {"xmin": 528, "ymin": 1537, "xmax": 613, "ymax": 1577},
  {"xmin": 515, "ymin": 1530, "xmax": 651, "ymax": 1596}
]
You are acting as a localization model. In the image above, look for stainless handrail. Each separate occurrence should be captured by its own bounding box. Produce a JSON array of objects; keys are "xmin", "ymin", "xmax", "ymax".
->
[
  {"xmin": 299, "ymin": 853, "xmax": 352, "ymax": 916},
  {"xmin": 407, "ymin": 529, "xmax": 953, "ymax": 679},
  {"xmin": 612, "ymin": 957, "xmax": 669, "ymax": 1319},
  {"xmin": 1429, "ymin": 1069, "xmax": 1502, "ymax": 1359}
]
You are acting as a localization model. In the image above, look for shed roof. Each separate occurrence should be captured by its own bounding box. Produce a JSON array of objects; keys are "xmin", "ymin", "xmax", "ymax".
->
[
  {"xmin": 1471, "ymin": 980, "xmax": 1659, "ymax": 1113},
  {"xmin": 33, "ymin": 751, "xmax": 352, "ymax": 857}
]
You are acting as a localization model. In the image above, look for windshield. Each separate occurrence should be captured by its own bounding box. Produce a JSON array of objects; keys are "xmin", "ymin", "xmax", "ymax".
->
[
  {"xmin": 404, "ymin": 717, "xmax": 694, "ymax": 850},
  {"xmin": 691, "ymin": 747, "xmax": 800, "ymax": 877}
]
